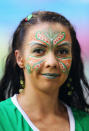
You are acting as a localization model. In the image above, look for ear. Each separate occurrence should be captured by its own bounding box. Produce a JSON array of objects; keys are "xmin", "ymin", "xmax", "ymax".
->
[{"xmin": 15, "ymin": 50, "xmax": 24, "ymax": 68}]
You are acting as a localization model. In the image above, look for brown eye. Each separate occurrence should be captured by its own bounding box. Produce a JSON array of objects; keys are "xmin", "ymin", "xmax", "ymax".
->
[
  {"xmin": 33, "ymin": 48, "xmax": 45, "ymax": 54},
  {"xmin": 56, "ymin": 48, "xmax": 69, "ymax": 55}
]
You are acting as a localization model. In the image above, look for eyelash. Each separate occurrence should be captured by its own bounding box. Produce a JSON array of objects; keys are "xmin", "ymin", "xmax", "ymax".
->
[
  {"xmin": 32, "ymin": 48, "xmax": 70, "ymax": 56},
  {"xmin": 33, "ymin": 48, "xmax": 45, "ymax": 54},
  {"xmin": 56, "ymin": 48, "xmax": 69, "ymax": 55}
]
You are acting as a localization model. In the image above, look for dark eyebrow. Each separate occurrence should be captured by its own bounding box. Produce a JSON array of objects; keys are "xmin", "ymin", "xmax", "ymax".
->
[
  {"xmin": 56, "ymin": 41, "xmax": 72, "ymax": 48},
  {"xmin": 29, "ymin": 42, "xmax": 47, "ymax": 48}
]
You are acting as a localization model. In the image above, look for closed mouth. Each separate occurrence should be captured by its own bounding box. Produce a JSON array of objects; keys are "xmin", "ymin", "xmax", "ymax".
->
[{"xmin": 42, "ymin": 73, "xmax": 60, "ymax": 79}]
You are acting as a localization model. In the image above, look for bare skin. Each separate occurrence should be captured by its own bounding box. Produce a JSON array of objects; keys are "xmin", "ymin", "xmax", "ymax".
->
[
  {"xmin": 16, "ymin": 22, "xmax": 72, "ymax": 131},
  {"xmin": 17, "ymin": 91, "xmax": 70, "ymax": 131}
]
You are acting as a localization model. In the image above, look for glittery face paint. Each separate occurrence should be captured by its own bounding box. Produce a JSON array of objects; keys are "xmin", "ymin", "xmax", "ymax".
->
[{"xmin": 25, "ymin": 28, "xmax": 72, "ymax": 75}]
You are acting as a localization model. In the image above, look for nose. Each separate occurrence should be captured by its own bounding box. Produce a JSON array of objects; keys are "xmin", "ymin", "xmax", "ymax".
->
[{"xmin": 45, "ymin": 52, "xmax": 58, "ymax": 68}]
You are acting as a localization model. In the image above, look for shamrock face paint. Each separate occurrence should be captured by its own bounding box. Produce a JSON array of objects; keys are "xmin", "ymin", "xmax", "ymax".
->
[{"xmin": 25, "ymin": 27, "xmax": 72, "ymax": 76}]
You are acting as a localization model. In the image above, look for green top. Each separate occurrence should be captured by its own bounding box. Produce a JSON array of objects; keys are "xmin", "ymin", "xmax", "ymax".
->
[
  {"xmin": 71, "ymin": 107, "xmax": 89, "ymax": 131},
  {"xmin": 0, "ymin": 96, "xmax": 89, "ymax": 131}
]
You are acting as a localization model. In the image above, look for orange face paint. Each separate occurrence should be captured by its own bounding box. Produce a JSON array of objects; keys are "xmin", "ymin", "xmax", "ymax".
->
[{"xmin": 26, "ymin": 29, "xmax": 72, "ymax": 74}]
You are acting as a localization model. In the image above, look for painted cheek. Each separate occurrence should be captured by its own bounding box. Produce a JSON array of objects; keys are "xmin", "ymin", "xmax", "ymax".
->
[
  {"xmin": 26, "ymin": 56, "xmax": 45, "ymax": 73},
  {"xmin": 25, "ymin": 64, "xmax": 31, "ymax": 74},
  {"xmin": 57, "ymin": 58, "xmax": 72, "ymax": 73}
]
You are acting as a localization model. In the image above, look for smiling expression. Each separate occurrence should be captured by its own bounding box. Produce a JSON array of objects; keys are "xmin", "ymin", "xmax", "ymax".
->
[
  {"xmin": 25, "ymin": 27, "xmax": 72, "ymax": 77},
  {"xmin": 18, "ymin": 23, "xmax": 73, "ymax": 91}
]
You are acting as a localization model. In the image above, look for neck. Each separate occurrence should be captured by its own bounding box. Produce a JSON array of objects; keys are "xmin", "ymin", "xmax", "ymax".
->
[{"xmin": 17, "ymin": 85, "xmax": 65, "ymax": 117}]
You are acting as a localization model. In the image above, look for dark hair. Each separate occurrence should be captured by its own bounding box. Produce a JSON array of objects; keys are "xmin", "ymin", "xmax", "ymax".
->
[{"xmin": 0, "ymin": 11, "xmax": 89, "ymax": 111}]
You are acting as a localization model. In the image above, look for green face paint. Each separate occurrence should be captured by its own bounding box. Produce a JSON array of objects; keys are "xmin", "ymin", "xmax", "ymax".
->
[
  {"xmin": 57, "ymin": 57, "xmax": 72, "ymax": 74},
  {"xmin": 26, "ymin": 64, "xmax": 31, "ymax": 73},
  {"xmin": 26, "ymin": 28, "xmax": 72, "ymax": 75},
  {"xmin": 35, "ymin": 28, "xmax": 65, "ymax": 49}
]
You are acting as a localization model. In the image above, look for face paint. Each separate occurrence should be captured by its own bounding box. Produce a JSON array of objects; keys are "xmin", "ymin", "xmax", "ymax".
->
[
  {"xmin": 35, "ymin": 29, "xmax": 65, "ymax": 49},
  {"xmin": 56, "ymin": 41, "xmax": 72, "ymax": 74},
  {"xmin": 26, "ymin": 28, "xmax": 72, "ymax": 75},
  {"xmin": 57, "ymin": 57, "xmax": 72, "ymax": 74},
  {"xmin": 26, "ymin": 64, "xmax": 31, "ymax": 73},
  {"xmin": 26, "ymin": 56, "xmax": 45, "ymax": 73},
  {"xmin": 56, "ymin": 41, "xmax": 71, "ymax": 47}
]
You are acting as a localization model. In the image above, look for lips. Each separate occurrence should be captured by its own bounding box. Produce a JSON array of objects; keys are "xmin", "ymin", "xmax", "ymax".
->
[{"xmin": 41, "ymin": 73, "xmax": 60, "ymax": 79}]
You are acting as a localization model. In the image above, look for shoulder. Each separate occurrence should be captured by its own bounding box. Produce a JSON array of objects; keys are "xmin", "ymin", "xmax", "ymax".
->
[
  {"xmin": 71, "ymin": 107, "xmax": 89, "ymax": 130},
  {"xmin": 0, "ymin": 97, "xmax": 15, "ymax": 110},
  {"xmin": 0, "ymin": 97, "xmax": 34, "ymax": 130},
  {"xmin": 71, "ymin": 107, "xmax": 89, "ymax": 120},
  {"xmin": 0, "ymin": 98, "xmax": 12, "ymax": 108},
  {"xmin": 0, "ymin": 97, "xmax": 17, "ymax": 121},
  {"xmin": 0, "ymin": 98, "xmax": 18, "ymax": 130},
  {"xmin": 0, "ymin": 98, "xmax": 16, "ymax": 117}
]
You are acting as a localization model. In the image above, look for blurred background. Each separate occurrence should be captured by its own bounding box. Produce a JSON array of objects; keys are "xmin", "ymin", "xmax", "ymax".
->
[{"xmin": 0, "ymin": 0, "xmax": 89, "ymax": 81}]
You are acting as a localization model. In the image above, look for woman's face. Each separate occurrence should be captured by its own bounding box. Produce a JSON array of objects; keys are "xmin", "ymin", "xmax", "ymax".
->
[{"xmin": 22, "ymin": 23, "xmax": 72, "ymax": 91}]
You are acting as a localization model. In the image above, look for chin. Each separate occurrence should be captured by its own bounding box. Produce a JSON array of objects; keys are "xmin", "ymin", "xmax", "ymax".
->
[
  {"xmin": 33, "ymin": 74, "xmax": 67, "ymax": 91},
  {"xmin": 38, "ymin": 81, "xmax": 61, "ymax": 91}
]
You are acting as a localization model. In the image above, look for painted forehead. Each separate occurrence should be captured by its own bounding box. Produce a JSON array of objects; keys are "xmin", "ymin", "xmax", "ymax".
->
[{"xmin": 28, "ymin": 28, "xmax": 72, "ymax": 47}]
